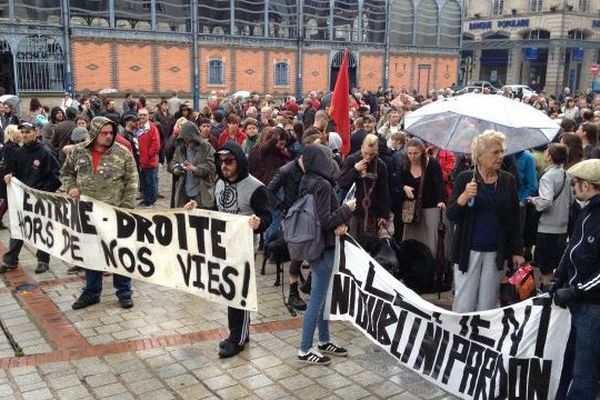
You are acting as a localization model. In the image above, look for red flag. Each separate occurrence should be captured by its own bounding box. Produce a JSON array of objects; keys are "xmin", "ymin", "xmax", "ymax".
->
[{"xmin": 329, "ymin": 51, "xmax": 350, "ymax": 156}]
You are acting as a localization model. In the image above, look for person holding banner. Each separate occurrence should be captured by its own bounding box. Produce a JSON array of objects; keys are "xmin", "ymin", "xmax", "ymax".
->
[
  {"xmin": 60, "ymin": 116, "xmax": 139, "ymax": 310},
  {"xmin": 214, "ymin": 142, "xmax": 272, "ymax": 359},
  {"xmin": 447, "ymin": 130, "xmax": 524, "ymax": 313},
  {"xmin": 1, "ymin": 122, "xmax": 61, "ymax": 274},
  {"xmin": 549, "ymin": 159, "xmax": 600, "ymax": 399},
  {"xmin": 297, "ymin": 144, "xmax": 356, "ymax": 365}
]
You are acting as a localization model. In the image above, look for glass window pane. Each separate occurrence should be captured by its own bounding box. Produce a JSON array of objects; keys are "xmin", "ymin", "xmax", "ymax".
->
[
  {"xmin": 69, "ymin": 0, "xmax": 110, "ymax": 27},
  {"xmin": 234, "ymin": 0, "xmax": 264, "ymax": 36},
  {"xmin": 304, "ymin": 0, "xmax": 329, "ymax": 40},
  {"xmin": 114, "ymin": 0, "xmax": 152, "ymax": 30},
  {"xmin": 415, "ymin": 0, "xmax": 437, "ymax": 46},
  {"xmin": 362, "ymin": 0, "xmax": 386, "ymax": 43},
  {"xmin": 209, "ymin": 59, "xmax": 224, "ymax": 85},
  {"xmin": 389, "ymin": 0, "xmax": 413, "ymax": 45},
  {"xmin": 268, "ymin": 0, "xmax": 297, "ymax": 39},
  {"xmin": 14, "ymin": 0, "xmax": 61, "ymax": 24},
  {"xmin": 275, "ymin": 62, "xmax": 288, "ymax": 85},
  {"xmin": 333, "ymin": 0, "xmax": 358, "ymax": 42},
  {"xmin": 199, "ymin": 0, "xmax": 230, "ymax": 35},
  {"xmin": 156, "ymin": 0, "xmax": 191, "ymax": 32},
  {"xmin": 439, "ymin": 0, "xmax": 461, "ymax": 47},
  {"xmin": 0, "ymin": 2, "xmax": 9, "ymax": 20}
]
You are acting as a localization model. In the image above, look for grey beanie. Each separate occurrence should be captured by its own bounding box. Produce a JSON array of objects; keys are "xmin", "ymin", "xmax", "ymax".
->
[{"xmin": 71, "ymin": 127, "xmax": 90, "ymax": 143}]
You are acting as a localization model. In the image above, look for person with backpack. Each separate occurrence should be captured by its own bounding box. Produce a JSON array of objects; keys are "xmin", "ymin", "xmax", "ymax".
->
[{"xmin": 294, "ymin": 144, "xmax": 356, "ymax": 365}]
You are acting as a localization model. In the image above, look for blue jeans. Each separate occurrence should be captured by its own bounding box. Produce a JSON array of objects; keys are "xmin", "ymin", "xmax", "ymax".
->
[
  {"xmin": 140, "ymin": 167, "xmax": 158, "ymax": 205},
  {"xmin": 561, "ymin": 303, "xmax": 600, "ymax": 400},
  {"xmin": 83, "ymin": 270, "xmax": 132, "ymax": 301},
  {"xmin": 300, "ymin": 249, "xmax": 334, "ymax": 352}
]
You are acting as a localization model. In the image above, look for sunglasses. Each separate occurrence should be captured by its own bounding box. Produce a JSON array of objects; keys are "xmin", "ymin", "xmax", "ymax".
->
[{"xmin": 219, "ymin": 158, "xmax": 236, "ymax": 166}]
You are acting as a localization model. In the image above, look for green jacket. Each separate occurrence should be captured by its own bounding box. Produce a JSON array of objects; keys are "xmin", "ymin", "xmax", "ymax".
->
[{"xmin": 60, "ymin": 116, "xmax": 138, "ymax": 209}]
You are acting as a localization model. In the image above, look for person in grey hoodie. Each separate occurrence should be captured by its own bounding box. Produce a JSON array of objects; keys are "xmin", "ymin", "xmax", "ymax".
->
[
  {"xmin": 168, "ymin": 121, "xmax": 215, "ymax": 209},
  {"xmin": 528, "ymin": 143, "xmax": 571, "ymax": 284},
  {"xmin": 297, "ymin": 144, "xmax": 356, "ymax": 365}
]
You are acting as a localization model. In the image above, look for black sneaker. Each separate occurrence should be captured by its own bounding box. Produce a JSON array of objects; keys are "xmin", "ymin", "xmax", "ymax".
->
[
  {"xmin": 287, "ymin": 292, "xmax": 307, "ymax": 311},
  {"xmin": 35, "ymin": 262, "xmax": 49, "ymax": 274},
  {"xmin": 72, "ymin": 294, "xmax": 100, "ymax": 310},
  {"xmin": 218, "ymin": 341, "xmax": 244, "ymax": 358},
  {"xmin": 317, "ymin": 342, "xmax": 348, "ymax": 357},
  {"xmin": 0, "ymin": 263, "xmax": 17, "ymax": 273},
  {"xmin": 219, "ymin": 337, "xmax": 249, "ymax": 349},
  {"xmin": 298, "ymin": 350, "xmax": 331, "ymax": 365},
  {"xmin": 118, "ymin": 297, "xmax": 134, "ymax": 309}
]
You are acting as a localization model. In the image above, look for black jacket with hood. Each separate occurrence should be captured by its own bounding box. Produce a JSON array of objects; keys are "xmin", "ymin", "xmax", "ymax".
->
[
  {"xmin": 14, "ymin": 138, "xmax": 61, "ymax": 192},
  {"xmin": 215, "ymin": 142, "xmax": 272, "ymax": 234},
  {"xmin": 299, "ymin": 144, "xmax": 353, "ymax": 248}
]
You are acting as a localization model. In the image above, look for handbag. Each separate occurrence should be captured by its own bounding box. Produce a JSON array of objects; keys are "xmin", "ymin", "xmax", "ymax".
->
[
  {"xmin": 499, "ymin": 264, "xmax": 536, "ymax": 306},
  {"xmin": 401, "ymin": 168, "xmax": 426, "ymax": 225}
]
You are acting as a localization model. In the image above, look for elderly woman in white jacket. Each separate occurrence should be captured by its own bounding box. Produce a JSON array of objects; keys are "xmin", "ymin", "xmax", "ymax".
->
[{"xmin": 528, "ymin": 143, "xmax": 572, "ymax": 284}]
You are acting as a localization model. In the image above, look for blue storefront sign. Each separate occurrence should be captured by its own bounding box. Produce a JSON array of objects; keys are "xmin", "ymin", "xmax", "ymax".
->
[
  {"xmin": 572, "ymin": 48, "xmax": 584, "ymax": 62},
  {"xmin": 469, "ymin": 21, "xmax": 492, "ymax": 30},
  {"xmin": 497, "ymin": 19, "xmax": 529, "ymax": 29},
  {"xmin": 593, "ymin": 20, "xmax": 600, "ymax": 29},
  {"xmin": 468, "ymin": 19, "xmax": 529, "ymax": 30}
]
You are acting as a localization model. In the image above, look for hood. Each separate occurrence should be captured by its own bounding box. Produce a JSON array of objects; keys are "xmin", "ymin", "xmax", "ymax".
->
[
  {"xmin": 216, "ymin": 142, "xmax": 248, "ymax": 183},
  {"xmin": 302, "ymin": 144, "xmax": 336, "ymax": 181},
  {"xmin": 88, "ymin": 116, "xmax": 118, "ymax": 147},
  {"xmin": 50, "ymin": 106, "xmax": 63, "ymax": 123},
  {"xmin": 176, "ymin": 121, "xmax": 203, "ymax": 145}
]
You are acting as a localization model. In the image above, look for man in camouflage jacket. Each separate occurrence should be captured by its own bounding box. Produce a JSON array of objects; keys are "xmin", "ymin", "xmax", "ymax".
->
[{"xmin": 60, "ymin": 116, "xmax": 139, "ymax": 310}]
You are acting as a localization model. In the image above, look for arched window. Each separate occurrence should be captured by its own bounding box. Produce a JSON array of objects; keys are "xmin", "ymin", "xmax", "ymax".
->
[
  {"xmin": 492, "ymin": 0, "xmax": 504, "ymax": 15},
  {"xmin": 439, "ymin": 0, "xmax": 461, "ymax": 48},
  {"xmin": 275, "ymin": 62, "xmax": 289, "ymax": 86},
  {"xmin": 17, "ymin": 35, "xmax": 64, "ymax": 92},
  {"xmin": 415, "ymin": 0, "xmax": 438, "ymax": 46},
  {"xmin": 208, "ymin": 59, "xmax": 224, "ymax": 85},
  {"xmin": 579, "ymin": 0, "xmax": 589, "ymax": 12},
  {"xmin": 389, "ymin": 0, "xmax": 414, "ymax": 45}
]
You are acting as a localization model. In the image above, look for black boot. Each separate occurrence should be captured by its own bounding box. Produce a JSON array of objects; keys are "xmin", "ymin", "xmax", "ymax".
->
[
  {"xmin": 287, "ymin": 282, "xmax": 307, "ymax": 311},
  {"xmin": 300, "ymin": 273, "xmax": 311, "ymax": 295}
]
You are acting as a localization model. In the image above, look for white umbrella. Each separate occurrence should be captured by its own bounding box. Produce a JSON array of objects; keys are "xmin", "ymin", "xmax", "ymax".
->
[
  {"xmin": 98, "ymin": 88, "xmax": 118, "ymax": 95},
  {"xmin": 404, "ymin": 93, "xmax": 560, "ymax": 154},
  {"xmin": 231, "ymin": 90, "xmax": 251, "ymax": 100}
]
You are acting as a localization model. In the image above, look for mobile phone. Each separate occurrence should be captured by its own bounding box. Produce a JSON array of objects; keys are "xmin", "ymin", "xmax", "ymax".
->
[{"xmin": 344, "ymin": 183, "xmax": 356, "ymax": 203}]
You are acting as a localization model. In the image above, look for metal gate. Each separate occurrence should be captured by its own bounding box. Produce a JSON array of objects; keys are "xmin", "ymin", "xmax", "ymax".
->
[{"xmin": 16, "ymin": 35, "xmax": 65, "ymax": 92}]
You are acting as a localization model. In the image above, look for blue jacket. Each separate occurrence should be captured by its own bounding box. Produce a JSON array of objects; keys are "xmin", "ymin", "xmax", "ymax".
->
[
  {"xmin": 516, "ymin": 151, "xmax": 538, "ymax": 205},
  {"xmin": 555, "ymin": 194, "xmax": 600, "ymax": 302}
]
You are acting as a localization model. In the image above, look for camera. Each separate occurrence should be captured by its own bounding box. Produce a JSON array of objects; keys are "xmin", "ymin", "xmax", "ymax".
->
[{"xmin": 173, "ymin": 163, "xmax": 186, "ymax": 173}]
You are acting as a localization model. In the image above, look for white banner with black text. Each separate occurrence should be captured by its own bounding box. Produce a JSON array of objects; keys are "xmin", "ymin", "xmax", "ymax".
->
[
  {"xmin": 7, "ymin": 179, "xmax": 258, "ymax": 311},
  {"xmin": 327, "ymin": 236, "xmax": 571, "ymax": 400}
]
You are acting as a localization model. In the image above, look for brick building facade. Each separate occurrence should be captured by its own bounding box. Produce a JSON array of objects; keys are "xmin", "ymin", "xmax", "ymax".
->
[{"xmin": 0, "ymin": 0, "xmax": 463, "ymax": 107}]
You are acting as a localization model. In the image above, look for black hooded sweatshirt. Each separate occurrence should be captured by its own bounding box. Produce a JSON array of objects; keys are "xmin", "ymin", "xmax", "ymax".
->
[
  {"xmin": 299, "ymin": 144, "xmax": 353, "ymax": 248},
  {"xmin": 14, "ymin": 139, "xmax": 61, "ymax": 192},
  {"xmin": 215, "ymin": 142, "xmax": 271, "ymax": 234}
]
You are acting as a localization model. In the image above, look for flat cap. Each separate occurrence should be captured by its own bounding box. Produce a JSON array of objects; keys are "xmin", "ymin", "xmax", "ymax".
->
[{"xmin": 568, "ymin": 159, "xmax": 600, "ymax": 185}]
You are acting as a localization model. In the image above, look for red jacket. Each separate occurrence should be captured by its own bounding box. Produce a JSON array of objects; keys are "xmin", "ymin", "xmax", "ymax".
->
[
  {"xmin": 430, "ymin": 148, "xmax": 456, "ymax": 200},
  {"xmin": 138, "ymin": 122, "xmax": 161, "ymax": 168},
  {"xmin": 114, "ymin": 134, "xmax": 133, "ymax": 156},
  {"xmin": 218, "ymin": 129, "xmax": 246, "ymax": 148}
]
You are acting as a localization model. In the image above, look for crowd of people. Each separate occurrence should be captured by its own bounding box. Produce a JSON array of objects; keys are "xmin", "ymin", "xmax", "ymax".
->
[{"xmin": 0, "ymin": 84, "xmax": 599, "ymax": 397}]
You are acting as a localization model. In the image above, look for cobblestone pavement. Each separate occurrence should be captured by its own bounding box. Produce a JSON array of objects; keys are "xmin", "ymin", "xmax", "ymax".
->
[{"xmin": 0, "ymin": 167, "xmax": 458, "ymax": 400}]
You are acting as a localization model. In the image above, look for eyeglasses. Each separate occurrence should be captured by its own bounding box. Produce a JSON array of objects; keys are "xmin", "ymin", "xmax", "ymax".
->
[{"xmin": 219, "ymin": 158, "xmax": 236, "ymax": 166}]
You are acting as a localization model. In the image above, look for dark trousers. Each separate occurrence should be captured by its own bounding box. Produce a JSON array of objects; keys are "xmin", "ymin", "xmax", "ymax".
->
[
  {"xmin": 140, "ymin": 167, "xmax": 158, "ymax": 205},
  {"xmin": 3, "ymin": 238, "xmax": 49, "ymax": 266},
  {"xmin": 556, "ymin": 302, "xmax": 600, "ymax": 399},
  {"xmin": 83, "ymin": 269, "xmax": 132, "ymax": 301},
  {"xmin": 227, "ymin": 306, "xmax": 250, "ymax": 346}
]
